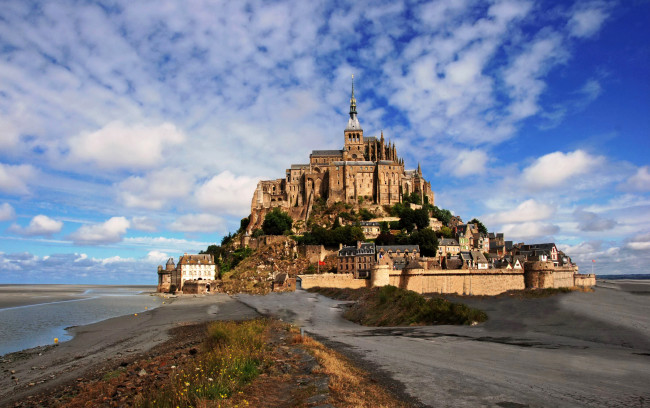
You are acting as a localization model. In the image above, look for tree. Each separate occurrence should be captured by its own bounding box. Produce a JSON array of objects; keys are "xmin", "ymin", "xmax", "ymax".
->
[
  {"xmin": 262, "ymin": 208, "xmax": 293, "ymax": 235},
  {"xmin": 410, "ymin": 228, "xmax": 438, "ymax": 257},
  {"xmin": 469, "ymin": 218, "xmax": 488, "ymax": 235},
  {"xmin": 399, "ymin": 207, "xmax": 416, "ymax": 232},
  {"xmin": 238, "ymin": 216, "xmax": 250, "ymax": 233},
  {"xmin": 375, "ymin": 231, "xmax": 396, "ymax": 245},
  {"xmin": 414, "ymin": 208, "xmax": 429, "ymax": 230},
  {"xmin": 438, "ymin": 226, "xmax": 453, "ymax": 239},
  {"xmin": 431, "ymin": 206, "xmax": 452, "ymax": 226}
]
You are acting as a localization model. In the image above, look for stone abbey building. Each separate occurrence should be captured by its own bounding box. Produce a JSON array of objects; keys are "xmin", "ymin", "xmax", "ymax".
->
[{"xmin": 248, "ymin": 79, "xmax": 434, "ymax": 232}]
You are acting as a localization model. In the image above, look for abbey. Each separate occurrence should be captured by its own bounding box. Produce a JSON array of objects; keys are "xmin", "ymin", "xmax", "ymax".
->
[{"xmin": 248, "ymin": 78, "xmax": 434, "ymax": 232}]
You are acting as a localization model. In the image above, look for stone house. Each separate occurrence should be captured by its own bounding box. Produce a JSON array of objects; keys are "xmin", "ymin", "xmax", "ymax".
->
[
  {"xmin": 338, "ymin": 242, "xmax": 376, "ymax": 278},
  {"xmin": 438, "ymin": 238, "xmax": 460, "ymax": 257},
  {"xmin": 157, "ymin": 253, "xmax": 217, "ymax": 294},
  {"xmin": 360, "ymin": 221, "xmax": 381, "ymax": 239}
]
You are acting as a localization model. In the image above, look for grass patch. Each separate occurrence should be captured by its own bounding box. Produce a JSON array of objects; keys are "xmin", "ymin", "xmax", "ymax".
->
[
  {"xmin": 135, "ymin": 319, "xmax": 270, "ymax": 407},
  {"xmin": 297, "ymin": 334, "xmax": 411, "ymax": 408},
  {"xmin": 310, "ymin": 285, "xmax": 487, "ymax": 326}
]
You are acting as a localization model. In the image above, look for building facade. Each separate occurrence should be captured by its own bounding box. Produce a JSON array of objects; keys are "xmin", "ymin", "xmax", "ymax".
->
[{"xmin": 157, "ymin": 253, "xmax": 217, "ymax": 293}]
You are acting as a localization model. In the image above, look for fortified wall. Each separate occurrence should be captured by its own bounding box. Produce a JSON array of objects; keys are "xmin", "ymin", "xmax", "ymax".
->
[
  {"xmin": 298, "ymin": 261, "xmax": 594, "ymax": 295},
  {"xmin": 524, "ymin": 261, "xmax": 594, "ymax": 288},
  {"xmin": 299, "ymin": 273, "xmax": 370, "ymax": 290}
]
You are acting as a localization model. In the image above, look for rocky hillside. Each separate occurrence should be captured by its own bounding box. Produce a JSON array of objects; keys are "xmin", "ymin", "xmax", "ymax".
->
[{"xmin": 220, "ymin": 236, "xmax": 337, "ymax": 295}]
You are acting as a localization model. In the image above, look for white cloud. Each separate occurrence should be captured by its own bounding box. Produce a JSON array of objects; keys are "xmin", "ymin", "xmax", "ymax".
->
[
  {"xmin": 145, "ymin": 250, "xmax": 169, "ymax": 263},
  {"xmin": 442, "ymin": 149, "xmax": 488, "ymax": 177},
  {"xmin": 621, "ymin": 166, "xmax": 650, "ymax": 192},
  {"xmin": 0, "ymin": 163, "xmax": 35, "ymax": 195},
  {"xmin": 522, "ymin": 150, "xmax": 601, "ymax": 189},
  {"xmin": 169, "ymin": 213, "xmax": 226, "ymax": 233},
  {"xmin": 9, "ymin": 214, "xmax": 63, "ymax": 237},
  {"xmin": 484, "ymin": 199, "xmax": 555, "ymax": 224},
  {"xmin": 196, "ymin": 171, "xmax": 259, "ymax": 216},
  {"xmin": 130, "ymin": 216, "xmax": 158, "ymax": 232},
  {"xmin": 501, "ymin": 221, "xmax": 559, "ymax": 240},
  {"xmin": 504, "ymin": 34, "xmax": 567, "ymax": 121},
  {"xmin": 0, "ymin": 119, "xmax": 20, "ymax": 149},
  {"xmin": 625, "ymin": 232, "xmax": 650, "ymax": 251},
  {"xmin": 568, "ymin": 7, "xmax": 609, "ymax": 38},
  {"xmin": 68, "ymin": 216, "xmax": 130, "ymax": 245},
  {"xmin": 0, "ymin": 203, "xmax": 16, "ymax": 221},
  {"xmin": 118, "ymin": 168, "xmax": 195, "ymax": 210},
  {"xmin": 573, "ymin": 208, "xmax": 617, "ymax": 232},
  {"xmin": 68, "ymin": 121, "xmax": 185, "ymax": 170}
]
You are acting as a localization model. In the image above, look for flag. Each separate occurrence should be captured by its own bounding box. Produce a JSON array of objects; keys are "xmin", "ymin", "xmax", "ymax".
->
[
  {"xmin": 592, "ymin": 260, "xmax": 595, "ymax": 263},
  {"xmin": 318, "ymin": 261, "xmax": 326, "ymax": 266}
]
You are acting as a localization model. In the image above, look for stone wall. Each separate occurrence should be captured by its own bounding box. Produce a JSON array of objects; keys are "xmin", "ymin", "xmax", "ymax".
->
[
  {"xmin": 298, "ymin": 273, "xmax": 370, "ymax": 290},
  {"xmin": 387, "ymin": 268, "xmax": 525, "ymax": 296},
  {"xmin": 574, "ymin": 273, "xmax": 596, "ymax": 287},
  {"xmin": 298, "ymin": 244, "xmax": 337, "ymax": 263},
  {"xmin": 182, "ymin": 280, "xmax": 218, "ymax": 294},
  {"xmin": 524, "ymin": 261, "xmax": 583, "ymax": 289}
]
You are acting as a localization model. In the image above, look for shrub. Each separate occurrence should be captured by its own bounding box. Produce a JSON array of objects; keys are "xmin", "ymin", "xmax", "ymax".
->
[{"xmin": 262, "ymin": 208, "xmax": 293, "ymax": 235}]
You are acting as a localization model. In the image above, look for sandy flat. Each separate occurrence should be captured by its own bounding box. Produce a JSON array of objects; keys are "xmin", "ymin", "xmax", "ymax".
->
[
  {"xmin": 0, "ymin": 285, "xmax": 155, "ymax": 309},
  {"xmin": 0, "ymin": 294, "xmax": 259, "ymax": 407},
  {"xmin": 237, "ymin": 280, "xmax": 650, "ymax": 407}
]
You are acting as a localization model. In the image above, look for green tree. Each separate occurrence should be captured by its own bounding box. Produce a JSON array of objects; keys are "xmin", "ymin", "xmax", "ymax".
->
[
  {"xmin": 375, "ymin": 231, "xmax": 396, "ymax": 245},
  {"xmin": 380, "ymin": 221, "xmax": 389, "ymax": 233},
  {"xmin": 410, "ymin": 228, "xmax": 439, "ymax": 257},
  {"xmin": 252, "ymin": 228, "xmax": 264, "ymax": 238},
  {"xmin": 432, "ymin": 206, "xmax": 452, "ymax": 226},
  {"xmin": 469, "ymin": 218, "xmax": 488, "ymax": 235},
  {"xmin": 238, "ymin": 216, "xmax": 250, "ymax": 233},
  {"xmin": 414, "ymin": 208, "xmax": 429, "ymax": 230},
  {"xmin": 438, "ymin": 226, "xmax": 453, "ymax": 239},
  {"xmin": 399, "ymin": 207, "xmax": 416, "ymax": 232},
  {"xmin": 262, "ymin": 208, "xmax": 293, "ymax": 235}
]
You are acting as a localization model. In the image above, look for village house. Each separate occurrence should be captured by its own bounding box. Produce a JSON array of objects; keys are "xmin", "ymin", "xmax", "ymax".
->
[
  {"xmin": 438, "ymin": 237, "xmax": 460, "ymax": 257},
  {"xmin": 157, "ymin": 253, "xmax": 217, "ymax": 294}
]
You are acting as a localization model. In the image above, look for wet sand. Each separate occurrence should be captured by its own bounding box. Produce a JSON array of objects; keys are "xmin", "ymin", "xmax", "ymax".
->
[
  {"xmin": 0, "ymin": 285, "xmax": 155, "ymax": 309},
  {"xmin": 238, "ymin": 279, "xmax": 650, "ymax": 407},
  {"xmin": 0, "ymin": 294, "xmax": 259, "ymax": 407}
]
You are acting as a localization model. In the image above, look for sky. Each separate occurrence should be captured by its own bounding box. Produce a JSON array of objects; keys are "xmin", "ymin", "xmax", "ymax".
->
[{"xmin": 0, "ymin": 0, "xmax": 648, "ymax": 284}]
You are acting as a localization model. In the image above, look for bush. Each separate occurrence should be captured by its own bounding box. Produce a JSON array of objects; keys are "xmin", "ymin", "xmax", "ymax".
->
[
  {"xmin": 252, "ymin": 228, "xmax": 264, "ymax": 238},
  {"xmin": 262, "ymin": 208, "xmax": 293, "ymax": 235},
  {"xmin": 312, "ymin": 286, "xmax": 488, "ymax": 326}
]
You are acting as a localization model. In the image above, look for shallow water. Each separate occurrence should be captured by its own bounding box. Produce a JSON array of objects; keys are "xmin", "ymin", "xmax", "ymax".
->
[{"xmin": 0, "ymin": 285, "xmax": 161, "ymax": 356}]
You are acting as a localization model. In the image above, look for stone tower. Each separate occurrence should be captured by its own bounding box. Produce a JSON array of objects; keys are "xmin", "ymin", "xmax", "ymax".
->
[{"xmin": 343, "ymin": 75, "xmax": 364, "ymax": 161}]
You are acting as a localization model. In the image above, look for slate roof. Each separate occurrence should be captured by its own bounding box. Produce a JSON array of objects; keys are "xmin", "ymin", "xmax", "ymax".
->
[
  {"xmin": 377, "ymin": 245, "xmax": 419, "ymax": 253},
  {"xmin": 311, "ymin": 150, "xmax": 343, "ymax": 157},
  {"xmin": 179, "ymin": 254, "xmax": 214, "ymax": 265},
  {"xmin": 470, "ymin": 251, "xmax": 488, "ymax": 264},
  {"xmin": 364, "ymin": 136, "xmax": 377, "ymax": 142},
  {"xmin": 439, "ymin": 238, "xmax": 459, "ymax": 246},
  {"xmin": 290, "ymin": 164, "xmax": 310, "ymax": 169}
]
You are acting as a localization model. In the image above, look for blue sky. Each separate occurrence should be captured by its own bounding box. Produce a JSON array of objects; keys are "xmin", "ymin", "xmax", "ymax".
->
[{"xmin": 0, "ymin": 0, "xmax": 648, "ymax": 284}]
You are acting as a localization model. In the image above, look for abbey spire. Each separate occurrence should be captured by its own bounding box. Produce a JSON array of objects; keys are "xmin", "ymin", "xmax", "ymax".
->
[{"xmin": 345, "ymin": 75, "xmax": 362, "ymax": 131}]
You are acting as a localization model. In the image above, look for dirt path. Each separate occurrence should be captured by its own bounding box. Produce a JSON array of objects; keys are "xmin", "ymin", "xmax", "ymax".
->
[{"xmin": 0, "ymin": 294, "xmax": 259, "ymax": 407}]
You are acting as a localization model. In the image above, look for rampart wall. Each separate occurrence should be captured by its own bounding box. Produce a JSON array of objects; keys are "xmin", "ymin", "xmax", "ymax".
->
[
  {"xmin": 574, "ymin": 273, "xmax": 596, "ymax": 287},
  {"xmin": 298, "ymin": 273, "xmax": 370, "ymax": 290},
  {"xmin": 387, "ymin": 268, "xmax": 525, "ymax": 296}
]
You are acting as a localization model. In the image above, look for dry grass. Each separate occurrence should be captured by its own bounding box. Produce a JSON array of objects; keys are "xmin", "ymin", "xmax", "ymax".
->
[{"xmin": 297, "ymin": 335, "xmax": 412, "ymax": 408}]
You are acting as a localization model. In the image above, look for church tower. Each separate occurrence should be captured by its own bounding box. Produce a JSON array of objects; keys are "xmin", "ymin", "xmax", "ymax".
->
[{"xmin": 343, "ymin": 75, "xmax": 364, "ymax": 161}]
